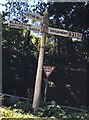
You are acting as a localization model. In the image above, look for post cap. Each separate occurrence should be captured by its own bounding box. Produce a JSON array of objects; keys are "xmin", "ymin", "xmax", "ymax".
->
[{"xmin": 43, "ymin": 9, "xmax": 48, "ymax": 17}]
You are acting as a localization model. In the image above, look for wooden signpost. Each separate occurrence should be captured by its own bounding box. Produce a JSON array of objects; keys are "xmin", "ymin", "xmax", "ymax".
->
[{"xmin": 8, "ymin": 9, "xmax": 82, "ymax": 112}]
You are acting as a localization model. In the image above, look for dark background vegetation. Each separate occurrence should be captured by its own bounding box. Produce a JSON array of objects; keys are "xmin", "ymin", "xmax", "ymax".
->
[{"xmin": 2, "ymin": 1, "xmax": 89, "ymax": 108}]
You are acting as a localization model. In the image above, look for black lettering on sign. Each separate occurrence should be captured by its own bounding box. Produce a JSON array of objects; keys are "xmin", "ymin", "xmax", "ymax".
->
[
  {"xmin": 50, "ymin": 29, "xmax": 68, "ymax": 35},
  {"xmin": 31, "ymin": 14, "xmax": 35, "ymax": 18},
  {"xmin": 69, "ymin": 32, "xmax": 74, "ymax": 37},
  {"xmin": 69, "ymin": 31, "xmax": 82, "ymax": 39},
  {"xmin": 36, "ymin": 16, "xmax": 39, "ymax": 19},
  {"xmin": 31, "ymin": 27, "xmax": 39, "ymax": 32},
  {"xmin": 27, "ymin": 24, "xmax": 31, "ymax": 28},
  {"xmin": 76, "ymin": 33, "xmax": 79, "ymax": 38},
  {"xmin": 36, "ymin": 16, "xmax": 41, "ymax": 20},
  {"xmin": 73, "ymin": 33, "xmax": 76, "ymax": 38},
  {"xmin": 76, "ymin": 33, "xmax": 82, "ymax": 39}
]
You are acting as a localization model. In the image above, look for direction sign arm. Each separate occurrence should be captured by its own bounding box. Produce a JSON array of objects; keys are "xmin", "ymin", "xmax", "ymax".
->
[
  {"xmin": 48, "ymin": 27, "xmax": 82, "ymax": 39},
  {"xmin": 25, "ymin": 11, "xmax": 43, "ymax": 22},
  {"xmin": 8, "ymin": 20, "xmax": 42, "ymax": 32}
]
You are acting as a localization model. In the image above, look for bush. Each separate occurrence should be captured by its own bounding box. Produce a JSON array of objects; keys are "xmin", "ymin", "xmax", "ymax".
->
[
  {"xmin": 0, "ymin": 107, "xmax": 56, "ymax": 119},
  {"xmin": 2, "ymin": 96, "xmax": 33, "ymax": 112},
  {"xmin": 1, "ymin": 100, "xmax": 88, "ymax": 119},
  {"xmin": 36, "ymin": 101, "xmax": 66, "ymax": 119},
  {"xmin": 0, "ymin": 107, "xmax": 36, "ymax": 118}
]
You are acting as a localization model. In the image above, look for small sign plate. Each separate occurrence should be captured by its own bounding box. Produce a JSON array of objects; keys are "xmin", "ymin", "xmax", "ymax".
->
[
  {"xmin": 25, "ymin": 11, "xmax": 43, "ymax": 22},
  {"xmin": 43, "ymin": 66, "xmax": 55, "ymax": 78}
]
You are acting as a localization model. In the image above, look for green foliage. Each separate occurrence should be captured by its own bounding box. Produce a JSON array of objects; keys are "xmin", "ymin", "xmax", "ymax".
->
[
  {"xmin": 2, "ymin": 22, "xmax": 39, "ymax": 96},
  {"xmin": 36, "ymin": 101, "xmax": 66, "ymax": 118},
  {"xmin": 32, "ymin": 101, "xmax": 88, "ymax": 119},
  {"xmin": 0, "ymin": 104, "xmax": 88, "ymax": 120},
  {"xmin": 3, "ymin": 95, "xmax": 33, "ymax": 112},
  {"xmin": 0, "ymin": 106, "xmax": 40, "ymax": 119}
]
